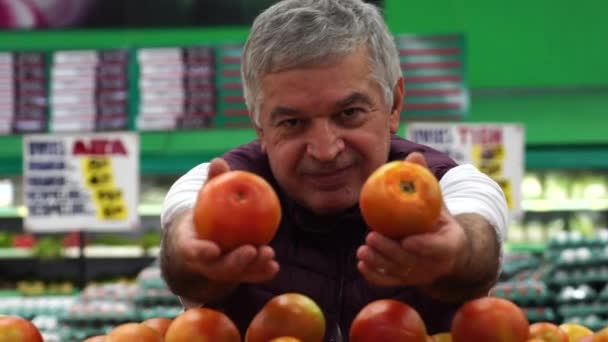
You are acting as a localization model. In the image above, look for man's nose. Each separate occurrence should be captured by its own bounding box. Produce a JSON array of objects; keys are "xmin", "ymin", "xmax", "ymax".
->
[{"xmin": 305, "ymin": 121, "xmax": 345, "ymax": 162}]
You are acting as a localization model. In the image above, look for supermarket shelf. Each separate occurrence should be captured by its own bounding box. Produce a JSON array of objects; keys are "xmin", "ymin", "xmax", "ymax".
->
[
  {"xmin": 0, "ymin": 246, "xmax": 159, "ymax": 259},
  {"xmin": 522, "ymin": 198, "xmax": 608, "ymax": 212},
  {"xmin": 0, "ymin": 290, "xmax": 25, "ymax": 297},
  {"xmin": 0, "ymin": 248, "xmax": 157, "ymax": 284},
  {"xmin": 0, "ymin": 206, "xmax": 27, "ymax": 218},
  {"xmin": 0, "ymin": 255, "xmax": 156, "ymax": 284},
  {"xmin": 504, "ymin": 242, "xmax": 547, "ymax": 253},
  {"xmin": 137, "ymin": 204, "xmax": 163, "ymax": 216},
  {"xmin": 0, "ymin": 204, "xmax": 163, "ymax": 218}
]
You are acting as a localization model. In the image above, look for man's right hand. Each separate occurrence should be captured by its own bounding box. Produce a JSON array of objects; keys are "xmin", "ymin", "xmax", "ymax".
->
[{"xmin": 161, "ymin": 158, "xmax": 280, "ymax": 303}]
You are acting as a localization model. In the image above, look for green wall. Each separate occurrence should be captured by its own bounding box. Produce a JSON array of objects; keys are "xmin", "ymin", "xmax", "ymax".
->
[
  {"xmin": 1, "ymin": 28, "xmax": 249, "ymax": 50},
  {"xmin": 385, "ymin": 0, "xmax": 608, "ymax": 88},
  {"xmin": 0, "ymin": 0, "xmax": 607, "ymax": 174},
  {"xmin": 385, "ymin": 0, "xmax": 608, "ymax": 146}
]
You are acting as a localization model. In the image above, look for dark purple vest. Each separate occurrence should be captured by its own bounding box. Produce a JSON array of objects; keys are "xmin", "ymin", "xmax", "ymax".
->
[{"xmin": 215, "ymin": 135, "xmax": 459, "ymax": 340}]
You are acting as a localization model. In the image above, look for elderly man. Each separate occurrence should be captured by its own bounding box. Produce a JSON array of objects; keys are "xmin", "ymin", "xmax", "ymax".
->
[{"xmin": 160, "ymin": 0, "xmax": 508, "ymax": 339}]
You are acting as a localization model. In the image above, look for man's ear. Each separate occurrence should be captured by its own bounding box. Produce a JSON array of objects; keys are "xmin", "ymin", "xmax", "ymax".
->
[{"xmin": 389, "ymin": 77, "xmax": 405, "ymax": 134}]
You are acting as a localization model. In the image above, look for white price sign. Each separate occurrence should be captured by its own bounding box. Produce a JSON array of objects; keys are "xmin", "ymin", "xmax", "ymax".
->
[
  {"xmin": 23, "ymin": 132, "xmax": 139, "ymax": 232},
  {"xmin": 406, "ymin": 122, "xmax": 525, "ymax": 219}
]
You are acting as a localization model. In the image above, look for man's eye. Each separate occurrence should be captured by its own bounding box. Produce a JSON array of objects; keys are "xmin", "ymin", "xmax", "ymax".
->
[
  {"xmin": 280, "ymin": 118, "xmax": 301, "ymax": 128},
  {"xmin": 341, "ymin": 108, "xmax": 363, "ymax": 119}
]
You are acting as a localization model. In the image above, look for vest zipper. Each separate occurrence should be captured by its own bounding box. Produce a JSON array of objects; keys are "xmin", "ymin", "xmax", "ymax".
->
[{"xmin": 335, "ymin": 239, "xmax": 348, "ymax": 338}]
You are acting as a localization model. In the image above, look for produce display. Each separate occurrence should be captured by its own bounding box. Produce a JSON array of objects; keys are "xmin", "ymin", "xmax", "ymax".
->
[
  {"xmin": 511, "ymin": 170, "xmax": 608, "ymax": 245},
  {"xmin": 3, "ymin": 229, "xmax": 605, "ymax": 340},
  {"xmin": 493, "ymin": 230, "xmax": 608, "ymax": 332},
  {"xmin": 6, "ymin": 291, "xmax": 608, "ymax": 341},
  {"xmin": 0, "ymin": 262, "xmax": 182, "ymax": 342}
]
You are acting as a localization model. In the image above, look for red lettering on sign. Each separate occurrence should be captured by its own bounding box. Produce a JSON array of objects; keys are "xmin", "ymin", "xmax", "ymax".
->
[
  {"xmin": 72, "ymin": 139, "xmax": 128, "ymax": 155},
  {"xmin": 470, "ymin": 128, "xmax": 502, "ymax": 145},
  {"xmin": 458, "ymin": 127, "xmax": 469, "ymax": 144}
]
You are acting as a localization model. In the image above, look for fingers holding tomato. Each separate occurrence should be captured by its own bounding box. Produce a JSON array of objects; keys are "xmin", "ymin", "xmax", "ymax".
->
[
  {"xmin": 194, "ymin": 244, "xmax": 279, "ymax": 284},
  {"xmin": 357, "ymin": 153, "xmax": 466, "ymax": 287},
  {"xmin": 356, "ymin": 232, "xmax": 416, "ymax": 286},
  {"xmin": 356, "ymin": 229, "xmax": 459, "ymax": 287}
]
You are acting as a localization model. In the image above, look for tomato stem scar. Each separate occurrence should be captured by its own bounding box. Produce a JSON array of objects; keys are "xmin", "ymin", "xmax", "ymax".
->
[{"xmin": 400, "ymin": 180, "xmax": 415, "ymax": 194}]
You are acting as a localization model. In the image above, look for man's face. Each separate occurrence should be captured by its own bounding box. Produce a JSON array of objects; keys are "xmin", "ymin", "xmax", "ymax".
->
[{"xmin": 255, "ymin": 47, "xmax": 403, "ymax": 215}]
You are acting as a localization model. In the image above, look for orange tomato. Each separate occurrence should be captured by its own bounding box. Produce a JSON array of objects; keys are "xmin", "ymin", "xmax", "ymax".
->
[
  {"xmin": 193, "ymin": 170, "xmax": 282, "ymax": 252},
  {"xmin": 359, "ymin": 161, "xmax": 442, "ymax": 238},
  {"xmin": 528, "ymin": 322, "xmax": 569, "ymax": 342},
  {"xmin": 432, "ymin": 332, "xmax": 452, "ymax": 341},
  {"xmin": 106, "ymin": 323, "xmax": 162, "ymax": 342},
  {"xmin": 165, "ymin": 308, "xmax": 241, "ymax": 342},
  {"xmin": 559, "ymin": 323, "xmax": 593, "ymax": 342},
  {"xmin": 591, "ymin": 327, "xmax": 608, "ymax": 341},
  {"xmin": 141, "ymin": 317, "xmax": 172, "ymax": 338}
]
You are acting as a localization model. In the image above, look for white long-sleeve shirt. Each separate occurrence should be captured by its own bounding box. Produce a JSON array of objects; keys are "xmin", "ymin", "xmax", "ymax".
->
[{"xmin": 161, "ymin": 163, "xmax": 509, "ymax": 242}]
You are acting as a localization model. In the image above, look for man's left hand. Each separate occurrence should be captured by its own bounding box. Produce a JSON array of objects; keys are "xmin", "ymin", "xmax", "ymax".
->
[
  {"xmin": 356, "ymin": 153, "xmax": 469, "ymax": 287},
  {"xmin": 357, "ymin": 206, "xmax": 467, "ymax": 287}
]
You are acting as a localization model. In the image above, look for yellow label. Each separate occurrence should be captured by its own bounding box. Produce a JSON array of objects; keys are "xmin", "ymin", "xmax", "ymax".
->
[
  {"xmin": 81, "ymin": 157, "xmax": 128, "ymax": 220},
  {"xmin": 96, "ymin": 203, "xmax": 128, "ymax": 220},
  {"xmin": 477, "ymin": 159, "xmax": 504, "ymax": 178},
  {"xmin": 472, "ymin": 143, "xmax": 505, "ymax": 162}
]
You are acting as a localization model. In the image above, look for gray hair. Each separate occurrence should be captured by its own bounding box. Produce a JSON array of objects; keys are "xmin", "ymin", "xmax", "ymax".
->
[{"xmin": 241, "ymin": 0, "xmax": 402, "ymax": 126}]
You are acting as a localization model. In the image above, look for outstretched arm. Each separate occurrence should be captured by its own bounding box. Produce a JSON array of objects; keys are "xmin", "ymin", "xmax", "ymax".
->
[{"xmin": 357, "ymin": 156, "xmax": 508, "ymax": 302}]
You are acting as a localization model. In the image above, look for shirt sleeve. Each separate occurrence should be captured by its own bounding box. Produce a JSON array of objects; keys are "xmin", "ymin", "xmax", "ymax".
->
[
  {"xmin": 161, "ymin": 162, "xmax": 510, "ymax": 239},
  {"xmin": 160, "ymin": 162, "xmax": 210, "ymax": 230},
  {"xmin": 439, "ymin": 163, "xmax": 510, "ymax": 245}
]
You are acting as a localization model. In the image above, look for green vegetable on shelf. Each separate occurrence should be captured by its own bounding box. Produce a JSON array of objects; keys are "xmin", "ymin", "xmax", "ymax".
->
[
  {"xmin": 33, "ymin": 237, "xmax": 63, "ymax": 260},
  {"xmin": 0, "ymin": 232, "xmax": 12, "ymax": 248},
  {"xmin": 93, "ymin": 234, "xmax": 133, "ymax": 246},
  {"xmin": 140, "ymin": 231, "xmax": 161, "ymax": 251}
]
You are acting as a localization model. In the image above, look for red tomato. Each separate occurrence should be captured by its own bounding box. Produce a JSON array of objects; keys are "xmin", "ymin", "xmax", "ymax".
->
[
  {"xmin": 350, "ymin": 299, "xmax": 427, "ymax": 342},
  {"xmin": 360, "ymin": 161, "xmax": 442, "ymax": 239},
  {"xmin": 246, "ymin": 293, "xmax": 326, "ymax": 342},
  {"xmin": 451, "ymin": 297, "xmax": 529, "ymax": 342},
  {"xmin": 193, "ymin": 170, "xmax": 282, "ymax": 252},
  {"xmin": 0, "ymin": 316, "xmax": 43, "ymax": 342}
]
